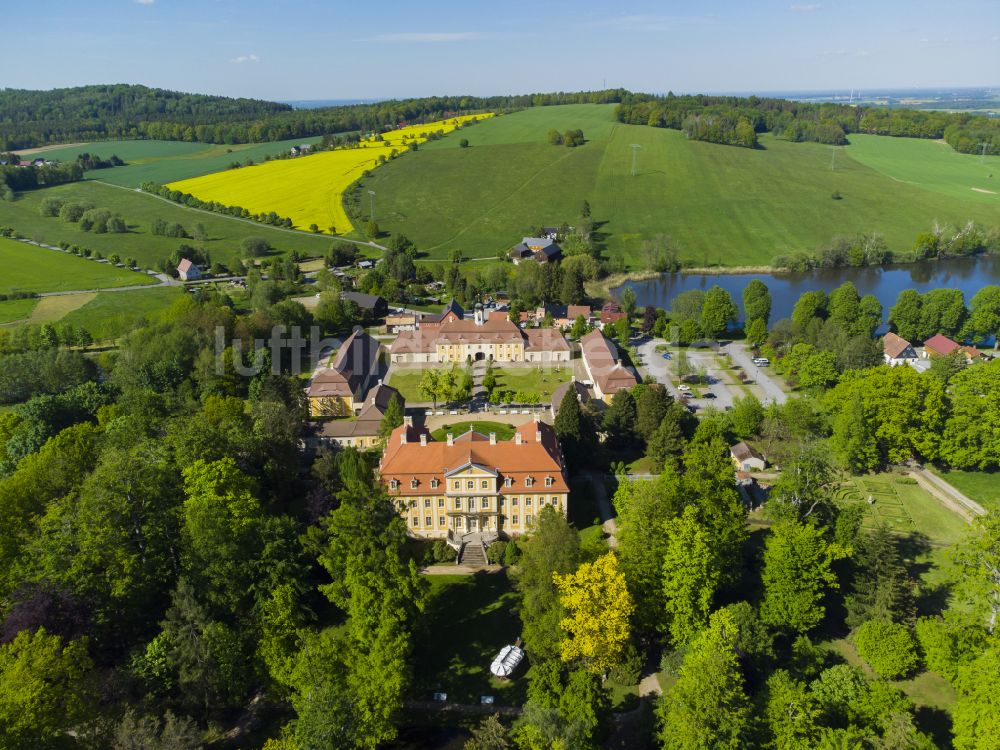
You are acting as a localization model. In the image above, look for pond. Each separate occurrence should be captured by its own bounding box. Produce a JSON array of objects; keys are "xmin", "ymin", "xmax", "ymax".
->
[{"xmin": 614, "ymin": 255, "xmax": 1000, "ymax": 324}]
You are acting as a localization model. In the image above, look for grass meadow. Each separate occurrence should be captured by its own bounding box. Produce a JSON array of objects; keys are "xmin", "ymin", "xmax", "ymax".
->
[
  {"xmin": 19, "ymin": 136, "xmax": 326, "ymax": 188},
  {"xmin": 931, "ymin": 468, "xmax": 1000, "ymax": 512},
  {"xmin": 58, "ymin": 286, "xmax": 183, "ymax": 340},
  {"xmin": 0, "ymin": 181, "xmax": 334, "ymax": 269},
  {"xmin": 0, "ymin": 297, "xmax": 39, "ymax": 324},
  {"xmin": 361, "ymin": 104, "xmax": 1000, "ymax": 266},
  {"xmin": 167, "ymin": 115, "xmax": 491, "ymax": 235},
  {"xmin": 0, "ymin": 237, "xmax": 156, "ymax": 294}
]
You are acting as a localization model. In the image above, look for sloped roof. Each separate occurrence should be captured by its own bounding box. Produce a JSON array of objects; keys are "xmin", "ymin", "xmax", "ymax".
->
[
  {"xmin": 308, "ymin": 329, "xmax": 380, "ymax": 399},
  {"xmin": 341, "ymin": 291, "xmax": 384, "ymax": 311},
  {"xmin": 380, "ymin": 421, "xmax": 567, "ymax": 495},
  {"xmin": 924, "ymin": 334, "xmax": 961, "ymax": 357},
  {"xmin": 883, "ymin": 332, "xmax": 915, "ymax": 359},
  {"xmin": 730, "ymin": 441, "xmax": 765, "ymax": 463},
  {"xmin": 581, "ymin": 329, "xmax": 639, "ymax": 394}
]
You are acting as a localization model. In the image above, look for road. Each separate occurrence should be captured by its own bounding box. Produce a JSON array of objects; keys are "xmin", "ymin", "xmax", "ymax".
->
[{"xmin": 727, "ymin": 342, "xmax": 788, "ymax": 405}]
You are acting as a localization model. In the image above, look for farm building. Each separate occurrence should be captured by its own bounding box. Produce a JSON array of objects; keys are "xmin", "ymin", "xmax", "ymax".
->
[
  {"xmin": 306, "ymin": 329, "xmax": 381, "ymax": 417},
  {"xmin": 176, "ymin": 258, "xmax": 202, "ymax": 281},
  {"xmin": 341, "ymin": 291, "xmax": 387, "ymax": 319},
  {"xmin": 510, "ymin": 237, "xmax": 562, "ymax": 265}
]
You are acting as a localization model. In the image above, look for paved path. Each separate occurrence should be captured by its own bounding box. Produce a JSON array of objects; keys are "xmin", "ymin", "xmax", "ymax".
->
[
  {"xmin": 404, "ymin": 700, "xmax": 522, "ymax": 716},
  {"xmin": 727, "ymin": 342, "xmax": 788, "ymax": 405},
  {"xmin": 420, "ymin": 564, "xmax": 504, "ymax": 575},
  {"xmin": 580, "ymin": 471, "xmax": 617, "ymax": 547},
  {"xmin": 908, "ymin": 468, "xmax": 985, "ymax": 521}
]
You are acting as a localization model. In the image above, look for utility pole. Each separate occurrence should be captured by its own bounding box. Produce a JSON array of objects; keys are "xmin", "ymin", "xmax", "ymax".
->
[
  {"xmin": 630, "ymin": 144, "xmax": 642, "ymax": 177},
  {"xmin": 368, "ymin": 190, "xmax": 376, "ymax": 221}
]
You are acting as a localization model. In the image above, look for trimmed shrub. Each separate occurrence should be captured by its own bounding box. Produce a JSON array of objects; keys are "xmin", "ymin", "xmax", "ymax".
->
[
  {"xmin": 432, "ymin": 540, "xmax": 457, "ymax": 564},
  {"xmin": 854, "ymin": 620, "xmax": 919, "ymax": 678},
  {"xmin": 486, "ymin": 540, "xmax": 506, "ymax": 565}
]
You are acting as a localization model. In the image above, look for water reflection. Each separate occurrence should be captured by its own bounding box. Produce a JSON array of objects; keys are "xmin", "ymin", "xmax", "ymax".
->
[{"xmin": 617, "ymin": 255, "xmax": 1000, "ymax": 323}]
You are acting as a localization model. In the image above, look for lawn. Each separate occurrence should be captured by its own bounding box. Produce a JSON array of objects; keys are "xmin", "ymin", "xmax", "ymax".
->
[
  {"xmin": 30, "ymin": 136, "xmax": 329, "ymax": 188},
  {"xmin": 411, "ymin": 572, "xmax": 527, "ymax": 706},
  {"xmin": 931, "ymin": 468, "xmax": 1000, "ymax": 512},
  {"xmin": 386, "ymin": 368, "xmax": 429, "ymax": 403},
  {"xmin": 835, "ymin": 473, "xmax": 970, "ymax": 546},
  {"xmin": 430, "ymin": 421, "xmax": 516, "ymax": 442},
  {"xmin": 493, "ymin": 366, "xmax": 573, "ymax": 399},
  {"xmin": 847, "ymin": 134, "xmax": 1000, "ymax": 204},
  {"xmin": 361, "ymin": 104, "xmax": 1000, "ymax": 267},
  {"xmin": 58, "ymin": 286, "xmax": 184, "ymax": 340},
  {"xmin": 0, "ymin": 297, "xmax": 38, "ymax": 324},
  {"xmin": 0, "ymin": 238, "xmax": 155, "ymax": 294},
  {"xmin": 0, "ymin": 181, "xmax": 333, "ymax": 270},
  {"xmin": 28, "ymin": 293, "xmax": 97, "ymax": 323},
  {"xmin": 167, "ymin": 115, "xmax": 491, "ymax": 236}
]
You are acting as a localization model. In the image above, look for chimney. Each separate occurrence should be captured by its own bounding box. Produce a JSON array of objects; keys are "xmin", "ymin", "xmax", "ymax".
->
[
  {"xmin": 400, "ymin": 430, "xmax": 407, "ymax": 445},
  {"xmin": 420, "ymin": 433, "xmax": 428, "ymax": 446},
  {"xmin": 536, "ymin": 430, "xmax": 542, "ymax": 443},
  {"xmin": 447, "ymin": 433, "xmax": 454, "ymax": 446},
  {"xmin": 515, "ymin": 432, "xmax": 523, "ymax": 445},
  {"xmin": 404, "ymin": 415, "xmax": 413, "ymax": 427},
  {"xmin": 489, "ymin": 432, "xmax": 497, "ymax": 445}
]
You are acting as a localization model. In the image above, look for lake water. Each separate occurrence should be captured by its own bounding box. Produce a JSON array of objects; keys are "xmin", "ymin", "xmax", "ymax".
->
[{"xmin": 615, "ymin": 255, "xmax": 1000, "ymax": 324}]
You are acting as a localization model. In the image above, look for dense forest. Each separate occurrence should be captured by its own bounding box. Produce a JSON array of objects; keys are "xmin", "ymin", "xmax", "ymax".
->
[
  {"xmin": 615, "ymin": 92, "xmax": 1000, "ymax": 152},
  {"xmin": 0, "ymin": 85, "xmax": 626, "ymax": 150}
]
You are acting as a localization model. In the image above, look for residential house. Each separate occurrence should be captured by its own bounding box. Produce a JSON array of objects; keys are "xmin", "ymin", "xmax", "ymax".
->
[
  {"xmin": 510, "ymin": 237, "xmax": 562, "ymax": 265},
  {"xmin": 883, "ymin": 332, "xmax": 918, "ymax": 366},
  {"xmin": 391, "ymin": 302, "xmax": 570, "ymax": 364},
  {"xmin": 921, "ymin": 334, "xmax": 983, "ymax": 362},
  {"xmin": 306, "ymin": 329, "xmax": 381, "ymax": 417},
  {"xmin": 379, "ymin": 418, "xmax": 569, "ymax": 539},
  {"xmin": 307, "ymin": 382, "xmax": 402, "ymax": 450},
  {"xmin": 730, "ymin": 442, "xmax": 766, "ymax": 472},
  {"xmin": 176, "ymin": 258, "xmax": 202, "ymax": 281},
  {"xmin": 341, "ymin": 291, "xmax": 388, "ymax": 319},
  {"xmin": 600, "ymin": 301, "xmax": 627, "ymax": 327},
  {"xmin": 580, "ymin": 329, "xmax": 639, "ymax": 401}
]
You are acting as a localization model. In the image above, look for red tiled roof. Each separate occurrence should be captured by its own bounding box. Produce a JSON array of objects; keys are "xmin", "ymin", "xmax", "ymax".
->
[
  {"xmin": 883, "ymin": 332, "xmax": 915, "ymax": 359},
  {"xmin": 581, "ymin": 330, "xmax": 638, "ymax": 394},
  {"xmin": 379, "ymin": 421, "xmax": 568, "ymax": 495},
  {"xmin": 924, "ymin": 334, "xmax": 960, "ymax": 357}
]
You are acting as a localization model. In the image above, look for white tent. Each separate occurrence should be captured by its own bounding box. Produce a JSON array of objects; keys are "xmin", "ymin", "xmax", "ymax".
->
[{"xmin": 489, "ymin": 644, "xmax": 525, "ymax": 678}]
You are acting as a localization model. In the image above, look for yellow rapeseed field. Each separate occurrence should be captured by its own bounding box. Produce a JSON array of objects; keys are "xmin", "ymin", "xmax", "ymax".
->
[{"xmin": 166, "ymin": 114, "xmax": 492, "ymax": 235}]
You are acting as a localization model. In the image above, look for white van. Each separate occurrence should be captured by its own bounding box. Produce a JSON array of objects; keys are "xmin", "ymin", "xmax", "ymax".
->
[{"xmin": 753, "ymin": 357, "xmax": 769, "ymax": 367}]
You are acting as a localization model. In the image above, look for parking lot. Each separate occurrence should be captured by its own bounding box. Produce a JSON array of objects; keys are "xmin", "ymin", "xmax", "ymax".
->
[{"xmin": 635, "ymin": 338, "xmax": 789, "ymax": 412}]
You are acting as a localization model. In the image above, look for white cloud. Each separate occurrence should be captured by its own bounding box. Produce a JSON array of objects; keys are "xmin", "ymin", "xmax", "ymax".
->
[
  {"xmin": 231, "ymin": 54, "xmax": 260, "ymax": 64},
  {"xmin": 134, "ymin": 0, "xmax": 155, "ymax": 5},
  {"xmin": 360, "ymin": 31, "xmax": 485, "ymax": 43},
  {"xmin": 790, "ymin": 3, "xmax": 821, "ymax": 11},
  {"xmin": 821, "ymin": 48, "xmax": 869, "ymax": 57}
]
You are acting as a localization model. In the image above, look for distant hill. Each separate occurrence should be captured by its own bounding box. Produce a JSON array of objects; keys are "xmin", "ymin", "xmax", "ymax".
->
[{"xmin": 0, "ymin": 84, "xmax": 626, "ymax": 151}]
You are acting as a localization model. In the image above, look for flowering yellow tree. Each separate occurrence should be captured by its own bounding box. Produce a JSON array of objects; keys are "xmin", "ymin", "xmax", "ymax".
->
[{"xmin": 553, "ymin": 552, "xmax": 634, "ymax": 674}]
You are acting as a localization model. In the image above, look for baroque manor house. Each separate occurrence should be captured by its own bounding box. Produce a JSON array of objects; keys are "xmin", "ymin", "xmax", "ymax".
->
[
  {"xmin": 389, "ymin": 301, "xmax": 570, "ymax": 364},
  {"xmin": 379, "ymin": 418, "xmax": 570, "ymax": 538}
]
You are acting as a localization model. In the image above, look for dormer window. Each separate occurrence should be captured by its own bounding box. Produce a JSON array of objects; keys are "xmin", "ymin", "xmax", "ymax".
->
[
  {"xmin": 431, "ymin": 478, "xmax": 440, "ymax": 489},
  {"xmin": 504, "ymin": 476, "xmax": 513, "ymax": 488},
  {"xmin": 389, "ymin": 479, "xmax": 400, "ymax": 490},
  {"xmin": 544, "ymin": 476, "xmax": 554, "ymax": 487},
  {"xmin": 525, "ymin": 476, "xmax": 534, "ymax": 487},
  {"xmin": 410, "ymin": 479, "xmax": 419, "ymax": 489}
]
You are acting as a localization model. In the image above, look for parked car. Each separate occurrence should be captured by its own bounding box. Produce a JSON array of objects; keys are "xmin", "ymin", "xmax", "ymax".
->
[
  {"xmin": 702, "ymin": 392, "xmax": 717, "ymax": 399},
  {"xmin": 661, "ymin": 352, "xmax": 672, "ymax": 360},
  {"xmin": 753, "ymin": 358, "xmax": 770, "ymax": 367},
  {"xmin": 677, "ymin": 384, "xmax": 692, "ymax": 392}
]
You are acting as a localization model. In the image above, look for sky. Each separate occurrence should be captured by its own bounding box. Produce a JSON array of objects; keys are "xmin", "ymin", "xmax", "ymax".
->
[{"xmin": 3, "ymin": 0, "xmax": 998, "ymax": 101}]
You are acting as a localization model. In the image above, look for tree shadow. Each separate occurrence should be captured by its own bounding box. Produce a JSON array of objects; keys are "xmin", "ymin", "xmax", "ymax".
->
[{"xmin": 914, "ymin": 706, "xmax": 953, "ymax": 749}]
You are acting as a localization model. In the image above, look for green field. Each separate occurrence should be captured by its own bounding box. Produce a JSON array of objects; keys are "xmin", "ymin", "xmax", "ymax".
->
[
  {"xmin": 932, "ymin": 468, "xmax": 1000, "ymax": 512},
  {"xmin": 846, "ymin": 134, "xmax": 1000, "ymax": 203},
  {"xmin": 0, "ymin": 237, "xmax": 156, "ymax": 294},
  {"xmin": 493, "ymin": 365, "xmax": 572, "ymax": 398},
  {"xmin": 22, "ymin": 136, "xmax": 325, "ymax": 188},
  {"xmin": 0, "ymin": 181, "xmax": 335, "ymax": 269},
  {"xmin": 360, "ymin": 104, "xmax": 1000, "ymax": 266},
  {"xmin": 0, "ymin": 297, "xmax": 39, "ymax": 324},
  {"xmin": 59, "ymin": 286, "xmax": 183, "ymax": 340}
]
